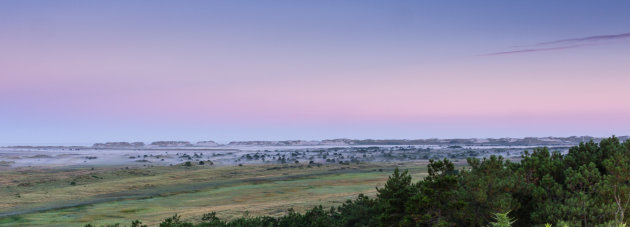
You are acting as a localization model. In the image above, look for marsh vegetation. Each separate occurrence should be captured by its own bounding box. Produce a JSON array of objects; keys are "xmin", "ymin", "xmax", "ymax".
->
[{"xmin": 1, "ymin": 137, "xmax": 628, "ymax": 226}]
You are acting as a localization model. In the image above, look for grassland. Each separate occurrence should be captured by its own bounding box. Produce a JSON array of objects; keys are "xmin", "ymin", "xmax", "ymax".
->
[{"xmin": 0, "ymin": 162, "xmax": 437, "ymax": 226}]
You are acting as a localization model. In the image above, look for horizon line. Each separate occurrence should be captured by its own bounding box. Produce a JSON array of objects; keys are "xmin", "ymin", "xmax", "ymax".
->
[{"xmin": 2, "ymin": 135, "xmax": 628, "ymax": 147}]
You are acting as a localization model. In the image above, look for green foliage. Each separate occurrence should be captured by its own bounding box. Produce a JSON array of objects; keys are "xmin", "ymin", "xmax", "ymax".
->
[
  {"xmin": 336, "ymin": 194, "xmax": 378, "ymax": 227},
  {"xmin": 159, "ymin": 214, "xmax": 193, "ymax": 227},
  {"xmin": 458, "ymin": 156, "xmax": 519, "ymax": 225},
  {"xmin": 376, "ymin": 167, "xmax": 414, "ymax": 226},
  {"xmin": 201, "ymin": 212, "xmax": 221, "ymax": 223},
  {"xmin": 563, "ymin": 162, "xmax": 612, "ymax": 225},
  {"xmin": 488, "ymin": 211, "xmax": 516, "ymax": 227},
  {"xmin": 131, "ymin": 220, "xmax": 147, "ymax": 227},
  {"xmin": 602, "ymin": 138, "xmax": 630, "ymax": 225},
  {"xmin": 403, "ymin": 159, "xmax": 462, "ymax": 226}
]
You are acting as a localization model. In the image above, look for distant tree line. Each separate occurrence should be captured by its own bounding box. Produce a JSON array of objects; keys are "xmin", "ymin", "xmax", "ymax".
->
[{"xmin": 86, "ymin": 136, "xmax": 630, "ymax": 227}]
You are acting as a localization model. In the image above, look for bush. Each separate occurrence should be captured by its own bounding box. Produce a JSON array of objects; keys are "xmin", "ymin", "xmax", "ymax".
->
[
  {"xmin": 131, "ymin": 220, "xmax": 147, "ymax": 227},
  {"xmin": 159, "ymin": 214, "xmax": 193, "ymax": 227}
]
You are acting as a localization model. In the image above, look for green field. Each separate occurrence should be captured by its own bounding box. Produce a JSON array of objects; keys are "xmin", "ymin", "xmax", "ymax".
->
[{"xmin": 0, "ymin": 162, "xmax": 434, "ymax": 226}]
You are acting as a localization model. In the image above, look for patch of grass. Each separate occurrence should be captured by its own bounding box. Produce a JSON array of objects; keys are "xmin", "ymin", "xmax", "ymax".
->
[
  {"xmin": 0, "ymin": 216, "xmax": 22, "ymax": 225},
  {"xmin": 0, "ymin": 162, "xmax": 434, "ymax": 226}
]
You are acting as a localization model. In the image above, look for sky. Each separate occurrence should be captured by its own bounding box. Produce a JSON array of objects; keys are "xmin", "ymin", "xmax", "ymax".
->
[{"xmin": 1, "ymin": 1, "xmax": 630, "ymax": 145}]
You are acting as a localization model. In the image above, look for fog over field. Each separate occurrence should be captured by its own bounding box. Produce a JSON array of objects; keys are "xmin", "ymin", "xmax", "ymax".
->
[{"xmin": 3, "ymin": 136, "xmax": 622, "ymax": 169}]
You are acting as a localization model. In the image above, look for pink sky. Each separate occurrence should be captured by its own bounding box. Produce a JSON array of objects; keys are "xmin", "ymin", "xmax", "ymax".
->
[{"xmin": 1, "ymin": 1, "xmax": 629, "ymax": 144}]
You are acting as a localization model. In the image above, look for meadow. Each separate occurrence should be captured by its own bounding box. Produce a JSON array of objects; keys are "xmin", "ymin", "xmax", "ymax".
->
[
  {"xmin": 1, "ymin": 140, "xmax": 615, "ymax": 226},
  {"xmin": 0, "ymin": 161, "xmax": 434, "ymax": 226}
]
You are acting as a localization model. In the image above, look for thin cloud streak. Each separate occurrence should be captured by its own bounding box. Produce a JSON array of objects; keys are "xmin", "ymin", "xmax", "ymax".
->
[
  {"xmin": 482, "ymin": 45, "xmax": 580, "ymax": 56},
  {"xmin": 536, "ymin": 32, "xmax": 630, "ymax": 46},
  {"xmin": 484, "ymin": 32, "xmax": 630, "ymax": 56}
]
